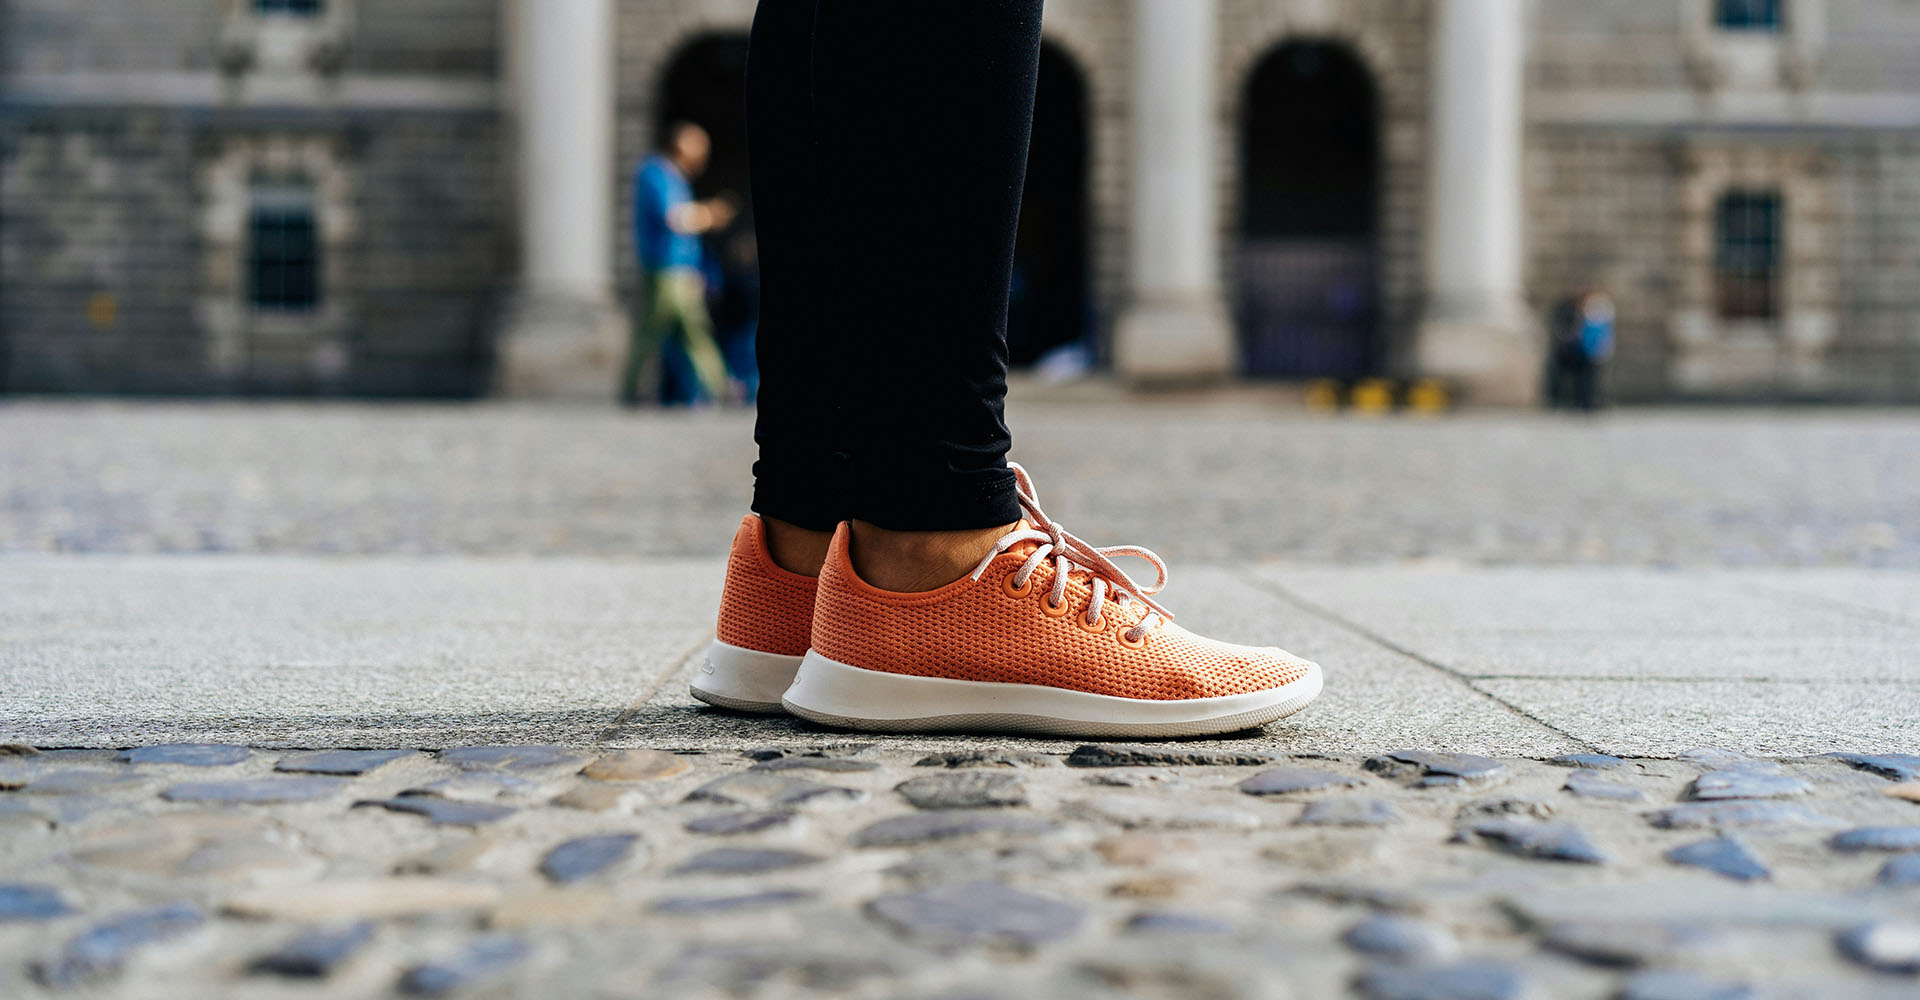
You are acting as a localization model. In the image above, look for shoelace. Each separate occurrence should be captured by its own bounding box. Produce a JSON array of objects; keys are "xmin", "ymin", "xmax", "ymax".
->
[{"xmin": 966, "ymin": 463, "xmax": 1172, "ymax": 644}]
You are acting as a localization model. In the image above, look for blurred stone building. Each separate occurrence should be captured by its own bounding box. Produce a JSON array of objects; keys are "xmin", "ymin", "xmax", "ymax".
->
[{"xmin": 2, "ymin": 0, "xmax": 1916, "ymax": 401}]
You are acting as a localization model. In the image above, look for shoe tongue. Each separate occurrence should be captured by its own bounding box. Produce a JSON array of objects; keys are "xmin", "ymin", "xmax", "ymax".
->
[{"xmin": 1004, "ymin": 520, "xmax": 1043, "ymax": 560}]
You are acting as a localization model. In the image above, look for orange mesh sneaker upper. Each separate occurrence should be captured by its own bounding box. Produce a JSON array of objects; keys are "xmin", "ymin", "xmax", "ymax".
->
[
  {"xmin": 715, "ymin": 514, "xmax": 818, "ymax": 657},
  {"xmin": 810, "ymin": 522, "xmax": 1314, "ymax": 701}
]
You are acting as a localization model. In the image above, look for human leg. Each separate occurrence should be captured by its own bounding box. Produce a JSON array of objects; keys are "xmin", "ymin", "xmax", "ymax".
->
[
  {"xmin": 810, "ymin": 0, "xmax": 1041, "ymax": 533},
  {"xmin": 693, "ymin": 0, "xmax": 831, "ymax": 710},
  {"xmin": 746, "ymin": 0, "xmax": 844, "ymax": 544}
]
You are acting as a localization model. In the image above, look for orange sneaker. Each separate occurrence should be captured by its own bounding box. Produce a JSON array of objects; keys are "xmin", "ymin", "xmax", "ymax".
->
[
  {"xmin": 694, "ymin": 514, "xmax": 817, "ymax": 713},
  {"xmin": 781, "ymin": 465, "xmax": 1323, "ymax": 737}
]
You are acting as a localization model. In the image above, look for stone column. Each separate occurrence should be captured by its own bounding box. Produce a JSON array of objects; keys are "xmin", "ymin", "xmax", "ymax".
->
[
  {"xmin": 494, "ymin": 0, "xmax": 623, "ymax": 398},
  {"xmin": 1416, "ymin": 0, "xmax": 1538, "ymax": 404},
  {"xmin": 1112, "ymin": 0, "xmax": 1234, "ymax": 382}
]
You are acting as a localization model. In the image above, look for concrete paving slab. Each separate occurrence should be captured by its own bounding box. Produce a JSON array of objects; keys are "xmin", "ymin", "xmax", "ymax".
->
[
  {"xmin": 1246, "ymin": 566, "xmax": 1920, "ymax": 681},
  {"xmin": 1, "ymin": 556, "xmax": 1910, "ymax": 755},
  {"xmin": 0, "ymin": 556, "xmax": 721, "ymax": 747},
  {"xmin": 1743, "ymin": 570, "xmax": 1920, "ymax": 626},
  {"xmin": 1478, "ymin": 677, "xmax": 1920, "ymax": 756}
]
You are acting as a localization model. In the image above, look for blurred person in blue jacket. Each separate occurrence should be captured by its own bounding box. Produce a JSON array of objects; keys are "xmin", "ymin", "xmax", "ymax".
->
[{"xmin": 625, "ymin": 122, "xmax": 737, "ymax": 406}]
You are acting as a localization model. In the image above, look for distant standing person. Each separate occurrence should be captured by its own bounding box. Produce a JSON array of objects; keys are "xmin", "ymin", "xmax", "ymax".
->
[
  {"xmin": 1571, "ymin": 290, "xmax": 1615, "ymax": 412},
  {"xmin": 625, "ymin": 122, "xmax": 736, "ymax": 406}
]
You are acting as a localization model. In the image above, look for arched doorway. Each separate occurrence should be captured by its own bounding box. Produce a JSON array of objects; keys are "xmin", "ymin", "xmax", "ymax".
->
[
  {"xmin": 1008, "ymin": 42, "xmax": 1091, "ymax": 369},
  {"xmin": 1237, "ymin": 41, "xmax": 1380, "ymax": 377},
  {"xmin": 656, "ymin": 34, "xmax": 751, "ymax": 209}
]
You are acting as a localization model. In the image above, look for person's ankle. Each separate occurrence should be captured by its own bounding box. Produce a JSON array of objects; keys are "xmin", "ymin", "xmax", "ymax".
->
[
  {"xmin": 762, "ymin": 517, "xmax": 831, "ymax": 577},
  {"xmin": 850, "ymin": 520, "xmax": 1018, "ymax": 594}
]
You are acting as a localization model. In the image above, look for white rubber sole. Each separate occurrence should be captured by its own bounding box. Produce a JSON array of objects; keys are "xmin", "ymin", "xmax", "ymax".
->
[
  {"xmin": 781, "ymin": 651, "xmax": 1323, "ymax": 738},
  {"xmin": 690, "ymin": 640, "xmax": 804, "ymax": 714}
]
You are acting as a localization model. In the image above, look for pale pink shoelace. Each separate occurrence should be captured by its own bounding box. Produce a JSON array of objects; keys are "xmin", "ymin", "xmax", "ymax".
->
[{"xmin": 966, "ymin": 463, "xmax": 1172, "ymax": 643}]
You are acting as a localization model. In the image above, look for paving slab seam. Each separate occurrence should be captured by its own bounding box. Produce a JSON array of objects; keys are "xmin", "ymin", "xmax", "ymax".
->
[
  {"xmin": 1731, "ymin": 578, "xmax": 1920, "ymax": 632},
  {"xmin": 597, "ymin": 633, "xmax": 712, "ymax": 743},
  {"xmin": 1233, "ymin": 568, "xmax": 1604, "ymax": 754}
]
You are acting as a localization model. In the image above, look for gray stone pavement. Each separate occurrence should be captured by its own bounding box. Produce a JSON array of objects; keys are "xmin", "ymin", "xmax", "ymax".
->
[
  {"xmin": 2, "ymin": 394, "xmax": 1916, "ymax": 566},
  {"xmin": 1, "ymin": 556, "xmax": 1915, "ymax": 757},
  {"xmin": 2, "ymin": 397, "xmax": 1918, "ymax": 997}
]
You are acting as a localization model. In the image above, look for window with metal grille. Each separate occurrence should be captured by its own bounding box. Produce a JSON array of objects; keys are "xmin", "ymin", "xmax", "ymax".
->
[
  {"xmin": 1714, "ymin": 191, "xmax": 1781, "ymax": 320},
  {"xmin": 1715, "ymin": 0, "xmax": 1782, "ymax": 31},
  {"xmin": 255, "ymin": 0, "xmax": 323, "ymax": 15},
  {"xmin": 248, "ymin": 183, "xmax": 321, "ymax": 312}
]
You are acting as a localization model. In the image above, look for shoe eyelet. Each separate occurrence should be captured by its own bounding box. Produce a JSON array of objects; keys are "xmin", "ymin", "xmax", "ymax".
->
[
  {"xmin": 1117, "ymin": 628, "xmax": 1147, "ymax": 649},
  {"xmin": 1042, "ymin": 595, "xmax": 1071, "ymax": 618},
  {"xmin": 1077, "ymin": 610, "xmax": 1108, "ymax": 634},
  {"xmin": 1002, "ymin": 572, "xmax": 1034, "ymax": 599}
]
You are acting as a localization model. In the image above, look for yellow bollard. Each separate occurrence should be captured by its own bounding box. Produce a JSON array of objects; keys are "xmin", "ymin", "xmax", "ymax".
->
[
  {"xmin": 1350, "ymin": 378, "xmax": 1394, "ymax": 415},
  {"xmin": 1407, "ymin": 378, "xmax": 1451, "ymax": 415},
  {"xmin": 1305, "ymin": 379, "xmax": 1342, "ymax": 412}
]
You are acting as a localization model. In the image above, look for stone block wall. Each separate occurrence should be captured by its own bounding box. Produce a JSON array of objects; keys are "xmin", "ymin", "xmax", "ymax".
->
[
  {"xmin": 3, "ymin": 0, "xmax": 1918, "ymax": 401},
  {"xmin": 0, "ymin": 110, "xmax": 204, "ymax": 392},
  {"xmin": 1527, "ymin": 0, "xmax": 1920, "ymax": 401},
  {"xmin": 0, "ymin": 0, "xmax": 509, "ymax": 396}
]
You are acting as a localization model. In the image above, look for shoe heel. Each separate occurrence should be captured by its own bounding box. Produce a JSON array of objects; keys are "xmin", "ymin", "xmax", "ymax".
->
[{"xmin": 690, "ymin": 640, "xmax": 803, "ymax": 714}]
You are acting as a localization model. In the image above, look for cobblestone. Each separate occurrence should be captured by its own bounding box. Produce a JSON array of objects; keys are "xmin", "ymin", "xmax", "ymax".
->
[
  {"xmin": 1664, "ymin": 836, "xmax": 1771, "ymax": 881},
  {"xmin": 0, "ymin": 745, "xmax": 1909, "ymax": 995},
  {"xmin": 1237, "ymin": 765, "xmax": 1364, "ymax": 796},
  {"xmin": 1563, "ymin": 768, "xmax": 1645, "ymax": 801},
  {"xmin": 1300, "ymin": 796, "xmax": 1403, "ymax": 827},
  {"xmin": 1644, "ymin": 800, "xmax": 1842, "ymax": 831},
  {"xmin": 275, "ymin": 749, "xmax": 415, "ymax": 775},
  {"xmin": 1460, "ymin": 819, "xmax": 1607, "ymax": 864},
  {"xmin": 247, "ymin": 922, "xmax": 374, "ymax": 979},
  {"xmin": 354, "ymin": 797, "xmax": 517, "ymax": 827},
  {"xmin": 1342, "ymin": 914, "xmax": 1458, "ymax": 963},
  {"xmin": 0, "ymin": 885, "xmax": 72, "ymax": 922},
  {"xmin": 1614, "ymin": 969, "xmax": 1757, "ymax": 1000},
  {"xmin": 30, "ymin": 903, "xmax": 205, "ymax": 990},
  {"xmin": 1835, "ymin": 922, "xmax": 1920, "ymax": 974},
  {"xmin": 896, "ymin": 772, "xmax": 1029, "ymax": 810},
  {"xmin": 159, "ymin": 777, "xmax": 345, "ymax": 804},
  {"xmin": 1879, "ymin": 853, "xmax": 1920, "ymax": 886},
  {"xmin": 398, "ymin": 935, "xmax": 527, "ymax": 996},
  {"xmin": 1683, "ymin": 769, "xmax": 1812, "ymax": 801},
  {"xmin": 1365, "ymin": 752, "xmax": 1507, "ymax": 788},
  {"xmin": 120, "ymin": 744, "xmax": 252, "ymax": 767},
  {"xmin": 539, "ymin": 834, "xmax": 641, "ymax": 884},
  {"xmin": 1828, "ymin": 825, "xmax": 1920, "ymax": 852}
]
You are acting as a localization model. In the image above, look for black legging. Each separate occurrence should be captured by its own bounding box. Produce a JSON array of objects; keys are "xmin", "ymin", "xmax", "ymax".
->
[{"xmin": 745, "ymin": 0, "xmax": 1043, "ymax": 532}]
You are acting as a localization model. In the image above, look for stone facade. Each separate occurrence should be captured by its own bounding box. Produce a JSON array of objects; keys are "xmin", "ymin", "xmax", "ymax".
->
[
  {"xmin": 2, "ymin": 0, "xmax": 1917, "ymax": 401},
  {"xmin": 0, "ymin": 0, "xmax": 506, "ymax": 395}
]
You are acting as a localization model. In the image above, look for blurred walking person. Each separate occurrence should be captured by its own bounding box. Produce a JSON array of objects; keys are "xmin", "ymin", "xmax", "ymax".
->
[
  {"xmin": 624, "ymin": 122, "xmax": 736, "ymax": 406},
  {"xmin": 686, "ymin": 0, "xmax": 1324, "ymax": 737}
]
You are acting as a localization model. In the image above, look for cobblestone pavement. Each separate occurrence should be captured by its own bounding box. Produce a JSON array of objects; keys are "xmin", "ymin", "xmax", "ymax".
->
[
  {"xmin": 2, "ymin": 742, "xmax": 1918, "ymax": 999},
  {"xmin": 2, "ymin": 395, "xmax": 1915, "ymax": 566}
]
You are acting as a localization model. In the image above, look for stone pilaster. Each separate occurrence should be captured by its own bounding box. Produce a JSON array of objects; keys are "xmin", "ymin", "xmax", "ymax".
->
[
  {"xmin": 494, "ymin": 0, "xmax": 624, "ymax": 399},
  {"xmin": 1112, "ymin": 0, "xmax": 1234, "ymax": 383},
  {"xmin": 1416, "ymin": 0, "xmax": 1538, "ymax": 404}
]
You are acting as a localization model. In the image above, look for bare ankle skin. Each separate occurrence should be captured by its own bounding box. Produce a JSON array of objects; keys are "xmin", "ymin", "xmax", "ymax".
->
[
  {"xmin": 762, "ymin": 517, "xmax": 832, "ymax": 577},
  {"xmin": 850, "ymin": 520, "xmax": 1020, "ymax": 594}
]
